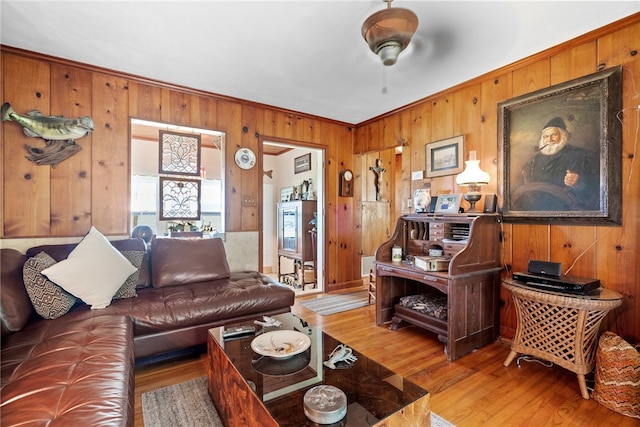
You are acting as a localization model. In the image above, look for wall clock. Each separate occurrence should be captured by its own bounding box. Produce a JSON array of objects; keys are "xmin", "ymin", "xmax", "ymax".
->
[
  {"xmin": 234, "ymin": 148, "xmax": 256, "ymax": 170},
  {"xmin": 339, "ymin": 169, "xmax": 354, "ymax": 197}
]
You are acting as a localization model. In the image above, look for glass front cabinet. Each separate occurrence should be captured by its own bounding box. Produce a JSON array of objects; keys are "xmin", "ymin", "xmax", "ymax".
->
[{"xmin": 277, "ymin": 200, "xmax": 316, "ymax": 286}]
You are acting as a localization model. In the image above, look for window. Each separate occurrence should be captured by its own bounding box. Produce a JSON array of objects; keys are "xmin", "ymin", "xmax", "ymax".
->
[{"xmin": 130, "ymin": 118, "xmax": 225, "ymax": 237}]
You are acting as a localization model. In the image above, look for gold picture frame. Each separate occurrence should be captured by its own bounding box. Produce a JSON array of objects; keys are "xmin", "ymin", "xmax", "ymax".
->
[
  {"xmin": 425, "ymin": 135, "xmax": 464, "ymax": 178},
  {"xmin": 498, "ymin": 66, "xmax": 622, "ymax": 225}
]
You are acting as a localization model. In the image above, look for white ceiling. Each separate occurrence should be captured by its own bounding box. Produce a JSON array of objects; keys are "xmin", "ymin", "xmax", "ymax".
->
[{"xmin": 1, "ymin": 1, "xmax": 638, "ymax": 124}]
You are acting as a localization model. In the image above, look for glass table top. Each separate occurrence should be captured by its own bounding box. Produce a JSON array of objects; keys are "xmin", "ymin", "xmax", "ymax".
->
[{"xmin": 209, "ymin": 312, "xmax": 429, "ymax": 426}]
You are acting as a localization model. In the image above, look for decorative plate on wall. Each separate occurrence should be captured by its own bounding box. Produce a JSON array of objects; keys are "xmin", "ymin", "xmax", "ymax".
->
[{"xmin": 234, "ymin": 147, "xmax": 256, "ymax": 170}]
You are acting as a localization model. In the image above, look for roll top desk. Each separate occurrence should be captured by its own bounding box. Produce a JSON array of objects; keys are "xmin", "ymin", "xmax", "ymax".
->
[{"xmin": 374, "ymin": 214, "xmax": 501, "ymax": 361}]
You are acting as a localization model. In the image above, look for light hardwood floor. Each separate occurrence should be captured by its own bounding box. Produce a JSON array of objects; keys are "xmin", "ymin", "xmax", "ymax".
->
[{"xmin": 134, "ymin": 292, "xmax": 636, "ymax": 426}]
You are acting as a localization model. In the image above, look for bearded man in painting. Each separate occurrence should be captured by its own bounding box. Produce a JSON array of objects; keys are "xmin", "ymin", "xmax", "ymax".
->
[{"xmin": 514, "ymin": 116, "xmax": 600, "ymax": 211}]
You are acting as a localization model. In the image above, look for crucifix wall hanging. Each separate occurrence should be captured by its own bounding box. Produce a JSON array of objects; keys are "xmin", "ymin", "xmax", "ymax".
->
[{"xmin": 369, "ymin": 158, "xmax": 386, "ymax": 201}]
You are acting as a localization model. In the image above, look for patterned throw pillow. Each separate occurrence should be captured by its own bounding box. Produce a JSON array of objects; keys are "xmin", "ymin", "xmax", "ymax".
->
[
  {"xmin": 112, "ymin": 250, "xmax": 144, "ymax": 300},
  {"xmin": 23, "ymin": 252, "xmax": 77, "ymax": 319}
]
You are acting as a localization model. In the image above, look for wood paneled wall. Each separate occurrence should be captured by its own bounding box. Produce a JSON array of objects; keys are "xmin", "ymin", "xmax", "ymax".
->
[
  {"xmin": 1, "ymin": 13, "xmax": 638, "ymax": 339},
  {"xmin": 353, "ymin": 14, "xmax": 640, "ymax": 343},
  {"xmin": 0, "ymin": 47, "xmax": 359, "ymax": 291}
]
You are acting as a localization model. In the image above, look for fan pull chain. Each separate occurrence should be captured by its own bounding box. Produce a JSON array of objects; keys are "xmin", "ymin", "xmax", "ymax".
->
[{"xmin": 382, "ymin": 67, "xmax": 388, "ymax": 95}]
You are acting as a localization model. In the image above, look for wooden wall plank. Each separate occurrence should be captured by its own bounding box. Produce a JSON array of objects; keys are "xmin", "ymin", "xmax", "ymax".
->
[
  {"xmin": 128, "ymin": 81, "xmax": 163, "ymax": 122},
  {"xmin": 331, "ymin": 123, "xmax": 358, "ymax": 289},
  {"xmin": 511, "ymin": 59, "xmax": 551, "ymax": 97},
  {"xmin": 322, "ymin": 120, "xmax": 339, "ymax": 288},
  {"xmin": 353, "ymin": 125, "xmax": 365, "ymax": 155},
  {"xmin": 190, "ymin": 94, "xmax": 218, "ymax": 130},
  {"xmin": 394, "ymin": 109, "xmax": 411, "ymax": 219},
  {"xmin": 478, "ymin": 72, "xmax": 513, "ymax": 335},
  {"xmin": 394, "ymin": 149, "xmax": 404, "ymax": 219},
  {"xmin": 380, "ymin": 115, "xmax": 400, "ymax": 150},
  {"xmin": 219, "ymin": 100, "xmax": 243, "ymax": 232},
  {"xmin": 167, "ymin": 90, "xmax": 191, "ymax": 126},
  {"xmin": 594, "ymin": 21, "xmax": 640, "ymax": 339},
  {"xmin": 90, "ymin": 72, "xmax": 130, "ymax": 234},
  {"xmin": 2, "ymin": 53, "xmax": 51, "ymax": 237},
  {"xmin": 366, "ymin": 122, "xmax": 380, "ymax": 153},
  {"xmin": 49, "ymin": 64, "xmax": 93, "ymax": 236},
  {"xmin": 409, "ymin": 103, "xmax": 430, "ymax": 204},
  {"xmin": 453, "ymin": 84, "xmax": 482, "ymax": 212},
  {"xmin": 300, "ymin": 116, "xmax": 320, "ymax": 144},
  {"xmin": 429, "ymin": 95, "xmax": 455, "ymax": 196},
  {"xmin": 240, "ymin": 105, "xmax": 260, "ymax": 231}
]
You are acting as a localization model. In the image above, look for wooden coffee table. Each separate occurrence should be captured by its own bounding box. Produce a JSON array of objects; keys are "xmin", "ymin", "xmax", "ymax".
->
[{"xmin": 207, "ymin": 312, "xmax": 431, "ymax": 426}]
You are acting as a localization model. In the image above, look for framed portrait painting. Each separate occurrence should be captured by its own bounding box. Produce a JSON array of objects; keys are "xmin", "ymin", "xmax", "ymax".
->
[{"xmin": 498, "ymin": 66, "xmax": 622, "ymax": 225}]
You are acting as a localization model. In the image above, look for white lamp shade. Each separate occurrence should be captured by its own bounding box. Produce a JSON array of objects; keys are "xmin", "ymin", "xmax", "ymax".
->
[{"xmin": 456, "ymin": 160, "xmax": 490, "ymax": 186}]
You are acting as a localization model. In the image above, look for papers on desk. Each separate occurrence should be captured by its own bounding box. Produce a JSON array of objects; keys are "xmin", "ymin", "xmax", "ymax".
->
[{"xmin": 442, "ymin": 238, "xmax": 468, "ymax": 244}]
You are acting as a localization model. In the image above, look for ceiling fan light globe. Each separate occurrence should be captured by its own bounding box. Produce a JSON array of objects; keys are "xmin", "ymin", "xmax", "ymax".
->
[
  {"xmin": 361, "ymin": 5, "xmax": 418, "ymax": 66},
  {"xmin": 377, "ymin": 41, "xmax": 401, "ymax": 66}
]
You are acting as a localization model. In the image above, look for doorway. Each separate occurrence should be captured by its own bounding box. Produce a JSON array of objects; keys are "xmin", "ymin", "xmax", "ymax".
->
[{"xmin": 263, "ymin": 141, "xmax": 324, "ymax": 295}]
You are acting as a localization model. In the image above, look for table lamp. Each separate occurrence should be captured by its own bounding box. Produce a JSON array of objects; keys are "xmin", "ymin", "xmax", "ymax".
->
[{"xmin": 456, "ymin": 151, "xmax": 490, "ymax": 212}]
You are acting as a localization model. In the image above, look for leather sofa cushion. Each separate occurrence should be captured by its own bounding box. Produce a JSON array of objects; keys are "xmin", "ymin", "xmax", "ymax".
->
[
  {"xmin": 151, "ymin": 237, "xmax": 230, "ymax": 288},
  {"xmin": 1, "ymin": 314, "xmax": 134, "ymax": 426},
  {"xmin": 0, "ymin": 249, "xmax": 31, "ymax": 335},
  {"xmin": 60, "ymin": 271, "xmax": 294, "ymax": 336}
]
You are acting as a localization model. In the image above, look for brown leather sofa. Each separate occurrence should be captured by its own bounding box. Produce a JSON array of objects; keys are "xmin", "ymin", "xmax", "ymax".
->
[{"xmin": 1, "ymin": 237, "xmax": 295, "ymax": 427}]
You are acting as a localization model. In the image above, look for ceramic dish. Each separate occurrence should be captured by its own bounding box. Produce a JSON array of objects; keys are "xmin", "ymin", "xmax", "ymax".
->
[
  {"xmin": 234, "ymin": 147, "xmax": 256, "ymax": 170},
  {"xmin": 251, "ymin": 330, "xmax": 311, "ymax": 359}
]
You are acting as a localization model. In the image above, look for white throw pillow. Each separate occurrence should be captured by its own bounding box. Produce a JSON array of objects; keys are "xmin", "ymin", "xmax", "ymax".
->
[{"xmin": 42, "ymin": 227, "xmax": 137, "ymax": 309}]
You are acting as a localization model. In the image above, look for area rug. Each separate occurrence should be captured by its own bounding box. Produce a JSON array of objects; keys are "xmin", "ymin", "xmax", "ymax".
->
[
  {"xmin": 142, "ymin": 376, "xmax": 455, "ymax": 427},
  {"xmin": 298, "ymin": 290, "xmax": 372, "ymax": 315},
  {"xmin": 142, "ymin": 377, "xmax": 222, "ymax": 427}
]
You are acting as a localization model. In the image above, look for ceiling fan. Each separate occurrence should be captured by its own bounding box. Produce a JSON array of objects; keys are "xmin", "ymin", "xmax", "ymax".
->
[{"xmin": 361, "ymin": 0, "xmax": 419, "ymax": 66}]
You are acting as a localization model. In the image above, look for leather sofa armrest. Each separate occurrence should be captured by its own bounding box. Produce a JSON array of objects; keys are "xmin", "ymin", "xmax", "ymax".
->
[{"xmin": 1, "ymin": 248, "xmax": 32, "ymax": 335}]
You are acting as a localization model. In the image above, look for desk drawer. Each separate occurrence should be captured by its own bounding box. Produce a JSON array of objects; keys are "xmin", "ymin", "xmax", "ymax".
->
[
  {"xmin": 377, "ymin": 264, "xmax": 449, "ymax": 294},
  {"xmin": 444, "ymin": 242, "xmax": 465, "ymax": 257}
]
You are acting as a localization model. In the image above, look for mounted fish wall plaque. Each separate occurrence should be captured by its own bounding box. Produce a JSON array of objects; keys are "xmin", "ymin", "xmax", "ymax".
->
[{"xmin": 1, "ymin": 102, "xmax": 94, "ymax": 167}]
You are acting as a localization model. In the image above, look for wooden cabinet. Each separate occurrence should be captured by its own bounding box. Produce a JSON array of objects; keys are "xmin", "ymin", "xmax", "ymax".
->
[
  {"xmin": 277, "ymin": 201, "xmax": 316, "ymax": 287},
  {"xmin": 374, "ymin": 214, "xmax": 501, "ymax": 361}
]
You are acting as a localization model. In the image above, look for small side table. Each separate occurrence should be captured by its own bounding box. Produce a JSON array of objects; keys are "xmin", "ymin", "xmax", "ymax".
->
[{"xmin": 502, "ymin": 280, "xmax": 622, "ymax": 399}]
